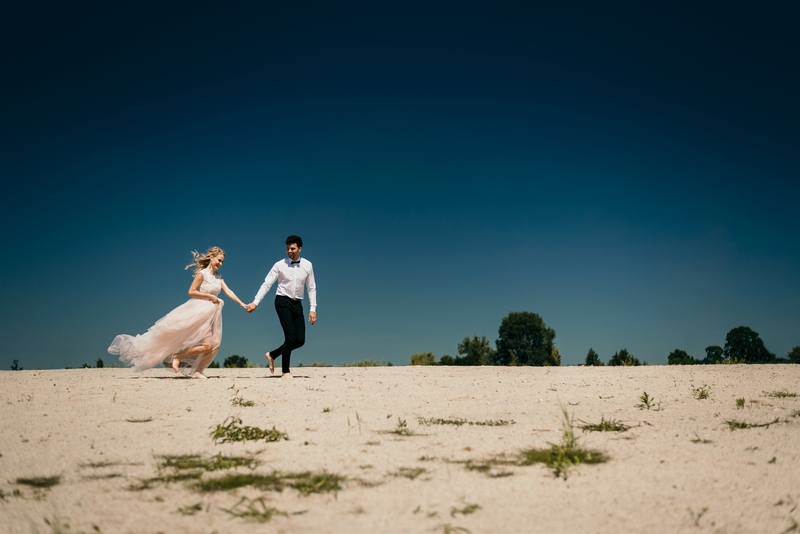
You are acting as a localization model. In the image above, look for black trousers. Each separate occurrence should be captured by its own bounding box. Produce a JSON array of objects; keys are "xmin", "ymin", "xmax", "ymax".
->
[{"xmin": 270, "ymin": 295, "xmax": 305, "ymax": 373}]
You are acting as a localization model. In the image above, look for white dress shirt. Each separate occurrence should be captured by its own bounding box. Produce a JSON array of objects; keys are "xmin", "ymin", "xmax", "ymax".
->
[{"xmin": 253, "ymin": 257, "xmax": 317, "ymax": 312}]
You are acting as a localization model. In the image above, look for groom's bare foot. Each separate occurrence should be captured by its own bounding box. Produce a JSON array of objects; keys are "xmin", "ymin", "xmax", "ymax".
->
[
  {"xmin": 171, "ymin": 355, "xmax": 180, "ymax": 373},
  {"xmin": 265, "ymin": 352, "xmax": 274, "ymax": 374},
  {"xmin": 281, "ymin": 372, "xmax": 292, "ymax": 380},
  {"xmin": 191, "ymin": 371, "xmax": 207, "ymax": 380}
]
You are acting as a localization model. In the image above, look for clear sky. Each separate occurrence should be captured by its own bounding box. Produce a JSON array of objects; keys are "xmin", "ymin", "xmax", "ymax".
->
[{"xmin": 2, "ymin": 1, "xmax": 798, "ymax": 369}]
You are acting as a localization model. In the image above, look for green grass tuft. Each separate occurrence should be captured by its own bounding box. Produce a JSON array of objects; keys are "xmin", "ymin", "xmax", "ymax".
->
[
  {"xmin": 15, "ymin": 475, "xmax": 61, "ymax": 488},
  {"xmin": 159, "ymin": 453, "xmax": 257, "ymax": 472},
  {"xmin": 210, "ymin": 417, "xmax": 289, "ymax": 443},
  {"xmin": 736, "ymin": 398, "xmax": 745, "ymax": 409},
  {"xmin": 579, "ymin": 417, "xmax": 629, "ymax": 432},
  {"xmin": 519, "ymin": 406, "xmax": 608, "ymax": 479},
  {"xmin": 726, "ymin": 418, "xmax": 780, "ymax": 430},
  {"xmin": 692, "ymin": 384, "xmax": 710, "ymax": 400},
  {"xmin": 763, "ymin": 390, "xmax": 797, "ymax": 398}
]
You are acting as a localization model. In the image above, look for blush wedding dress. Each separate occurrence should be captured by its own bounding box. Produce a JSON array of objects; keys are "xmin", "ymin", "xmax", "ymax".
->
[{"xmin": 108, "ymin": 268, "xmax": 223, "ymax": 375}]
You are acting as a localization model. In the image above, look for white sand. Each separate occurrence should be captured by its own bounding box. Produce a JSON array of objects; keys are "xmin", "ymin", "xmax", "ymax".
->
[{"xmin": 1, "ymin": 365, "xmax": 798, "ymax": 533}]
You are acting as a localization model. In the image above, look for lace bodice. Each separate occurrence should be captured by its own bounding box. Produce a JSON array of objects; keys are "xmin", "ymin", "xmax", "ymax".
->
[{"xmin": 198, "ymin": 269, "xmax": 222, "ymax": 296}]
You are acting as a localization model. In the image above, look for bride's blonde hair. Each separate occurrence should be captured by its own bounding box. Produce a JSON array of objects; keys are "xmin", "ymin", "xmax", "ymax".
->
[{"xmin": 185, "ymin": 246, "xmax": 225, "ymax": 274}]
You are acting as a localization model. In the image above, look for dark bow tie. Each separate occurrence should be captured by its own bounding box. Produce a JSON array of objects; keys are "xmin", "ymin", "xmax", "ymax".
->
[{"xmin": 291, "ymin": 260, "xmax": 300, "ymax": 264}]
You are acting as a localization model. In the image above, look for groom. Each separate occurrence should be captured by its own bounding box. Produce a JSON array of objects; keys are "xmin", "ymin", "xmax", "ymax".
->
[{"xmin": 246, "ymin": 235, "xmax": 317, "ymax": 379}]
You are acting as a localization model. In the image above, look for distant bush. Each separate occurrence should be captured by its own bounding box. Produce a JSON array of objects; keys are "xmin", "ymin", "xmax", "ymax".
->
[
  {"xmin": 410, "ymin": 352, "xmax": 437, "ymax": 366},
  {"xmin": 342, "ymin": 359, "xmax": 392, "ymax": 367},
  {"xmin": 788, "ymin": 346, "xmax": 800, "ymax": 364},
  {"xmin": 667, "ymin": 349, "xmax": 699, "ymax": 365},
  {"xmin": 585, "ymin": 348, "xmax": 603, "ymax": 366},
  {"xmin": 224, "ymin": 355, "xmax": 249, "ymax": 368},
  {"xmin": 608, "ymin": 349, "xmax": 640, "ymax": 366}
]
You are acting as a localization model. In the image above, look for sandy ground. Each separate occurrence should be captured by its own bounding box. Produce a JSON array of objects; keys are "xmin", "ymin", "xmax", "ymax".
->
[{"xmin": 1, "ymin": 365, "xmax": 799, "ymax": 534}]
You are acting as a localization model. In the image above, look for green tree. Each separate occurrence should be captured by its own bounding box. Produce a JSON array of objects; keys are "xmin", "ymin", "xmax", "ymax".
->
[
  {"xmin": 410, "ymin": 352, "xmax": 437, "ymax": 366},
  {"xmin": 608, "ymin": 349, "xmax": 640, "ymax": 366},
  {"xmin": 495, "ymin": 312, "xmax": 557, "ymax": 366},
  {"xmin": 454, "ymin": 336, "xmax": 496, "ymax": 366},
  {"xmin": 703, "ymin": 345, "xmax": 724, "ymax": 364},
  {"xmin": 96, "ymin": 358, "xmax": 104, "ymax": 368},
  {"xmin": 223, "ymin": 355, "xmax": 249, "ymax": 368},
  {"xmin": 439, "ymin": 355, "xmax": 455, "ymax": 365},
  {"xmin": 667, "ymin": 349, "xmax": 697, "ymax": 365},
  {"xmin": 723, "ymin": 326, "xmax": 775, "ymax": 364},
  {"xmin": 10, "ymin": 359, "xmax": 22, "ymax": 371},
  {"xmin": 585, "ymin": 348, "xmax": 603, "ymax": 366},
  {"xmin": 550, "ymin": 346, "xmax": 561, "ymax": 366},
  {"xmin": 788, "ymin": 346, "xmax": 800, "ymax": 364}
]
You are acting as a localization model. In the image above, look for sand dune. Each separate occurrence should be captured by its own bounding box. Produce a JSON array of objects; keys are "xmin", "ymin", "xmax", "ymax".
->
[{"xmin": 1, "ymin": 365, "xmax": 798, "ymax": 533}]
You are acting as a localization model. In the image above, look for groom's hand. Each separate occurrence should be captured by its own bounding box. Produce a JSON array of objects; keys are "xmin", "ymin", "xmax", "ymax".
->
[
  {"xmin": 308, "ymin": 311, "xmax": 317, "ymax": 325},
  {"xmin": 246, "ymin": 303, "xmax": 257, "ymax": 313}
]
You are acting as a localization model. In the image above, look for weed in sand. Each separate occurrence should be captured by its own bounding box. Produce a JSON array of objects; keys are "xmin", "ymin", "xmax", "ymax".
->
[
  {"xmin": 418, "ymin": 417, "xmax": 514, "ymax": 427},
  {"xmin": 736, "ymin": 398, "xmax": 745, "ymax": 409},
  {"xmin": 323, "ymin": 407, "xmax": 331, "ymax": 413},
  {"xmin": 461, "ymin": 460, "xmax": 514, "ymax": 478},
  {"xmin": 579, "ymin": 417, "xmax": 629, "ymax": 432},
  {"xmin": 690, "ymin": 433, "xmax": 713, "ymax": 444},
  {"xmin": 519, "ymin": 406, "xmax": 608, "ymax": 479},
  {"xmin": 392, "ymin": 467, "xmax": 427, "ymax": 480},
  {"xmin": 726, "ymin": 418, "xmax": 780, "ymax": 430},
  {"xmin": 159, "ymin": 453, "xmax": 258, "ymax": 472},
  {"xmin": 177, "ymin": 503, "xmax": 203, "ymax": 516},
  {"xmin": 15, "ymin": 476, "xmax": 61, "ymax": 489},
  {"xmin": 383, "ymin": 418, "xmax": 414, "ymax": 436},
  {"xmin": 692, "ymin": 385, "xmax": 711, "ymax": 400},
  {"xmin": 636, "ymin": 391, "xmax": 660, "ymax": 410},
  {"xmin": 688, "ymin": 507, "xmax": 708, "ymax": 527},
  {"xmin": 440, "ymin": 523, "xmax": 472, "ymax": 533},
  {"xmin": 210, "ymin": 417, "xmax": 288, "ymax": 444},
  {"xmin": 127, "ymin": 471, "xmax": 202, "ymax": 491},
  {"xmin": 231, "ymin": 396, "xmax": 255, "ymax": 407},
  {"xmin": 764, "ymin": 390, "xmax": 798, "ymax": 398},
  {"xmin": 790, "ymin": 410, "xmax": 800, "ymax": 418},
  {"xmin": 451, "ymin": 503, "xmax": 480, "ymax": 517},
  {"xmin": 197, "ymin": 470, "xmax": 345, "ymax": 496},
  {"xmin": 222, "ymin": 497, "xmax": 288, "ymax": 523},
  {"xmin": 126, "ymin": 417, "xmax": 153, "ymax": 423}
]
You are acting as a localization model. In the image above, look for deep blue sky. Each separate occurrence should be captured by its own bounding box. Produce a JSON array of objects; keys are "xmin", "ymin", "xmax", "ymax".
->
[{"xmin": 2, "ymin": 1, "xmax": 798, "ymax": 369}]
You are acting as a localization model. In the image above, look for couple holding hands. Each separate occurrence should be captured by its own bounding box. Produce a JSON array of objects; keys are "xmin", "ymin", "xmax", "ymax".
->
[{"xmin": 108, "ymin": 235, "xmax": 316, "ymax": 379}]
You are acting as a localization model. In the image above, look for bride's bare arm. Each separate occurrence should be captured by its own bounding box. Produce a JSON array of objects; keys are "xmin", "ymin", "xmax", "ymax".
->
[
  {"xmin": 188, "ymin": 273, "xmax": 220, "ymax": 303},
  {"xmin": 221, "ymin": 280, "xmax": 248, "ymax": 309}
]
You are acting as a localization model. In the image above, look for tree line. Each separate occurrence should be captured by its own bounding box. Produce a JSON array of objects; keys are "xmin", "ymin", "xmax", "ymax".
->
[{"xmin": 409, "ymin": 312, "xmax": 800, "ymax": 367}]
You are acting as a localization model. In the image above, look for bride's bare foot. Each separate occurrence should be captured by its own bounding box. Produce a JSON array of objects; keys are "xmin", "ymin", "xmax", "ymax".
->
[
  {"xmin": 171, "ymin": 355, "xmax": 181, "ymax": 373},
  {"xmin": 191, "ymin": 371, "xmax": 207, "ymax": 380},
  {"xmin": 265, "ymin": 352, "xmax": 274, "ymax": 374},
  {"xmin": 281, "ymin": 372, "xmax": 292, "ymax": 380}
]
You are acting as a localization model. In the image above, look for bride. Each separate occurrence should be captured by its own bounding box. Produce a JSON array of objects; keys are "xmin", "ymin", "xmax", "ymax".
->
[{"xmin": 108, "ymin": 246, "xmax": 248, "ymax": 379}]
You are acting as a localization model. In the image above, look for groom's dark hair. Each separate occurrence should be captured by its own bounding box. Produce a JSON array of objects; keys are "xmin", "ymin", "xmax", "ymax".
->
[{"xmin": 285, "ymin": 235, "xmax": 303, "ymax": 248}]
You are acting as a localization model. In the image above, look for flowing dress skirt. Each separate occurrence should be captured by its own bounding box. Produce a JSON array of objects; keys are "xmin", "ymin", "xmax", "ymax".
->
[{"xmin": 108, "ymin": 298, "xmax": 223, "ymax": 375}]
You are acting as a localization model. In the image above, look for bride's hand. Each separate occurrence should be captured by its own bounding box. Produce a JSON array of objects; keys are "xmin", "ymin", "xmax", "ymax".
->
[{"xmin": 210, "ymin": 296, "xmax": 220, "ymax": 304}]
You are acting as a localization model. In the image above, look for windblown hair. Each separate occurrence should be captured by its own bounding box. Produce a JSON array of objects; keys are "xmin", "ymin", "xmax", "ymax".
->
[
  {"xmin": 285, "ymin": 235, "xmax": 303, "ymax": 248},
  {"xmin": 185, "ymin": 246, "xmax": 225, "ymax": 274}
]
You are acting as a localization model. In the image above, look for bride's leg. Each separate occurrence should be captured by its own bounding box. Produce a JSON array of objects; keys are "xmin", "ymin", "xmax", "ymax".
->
[{"xmin": 173, "ymin": 344, "xmax": 210, "ymax": 372}]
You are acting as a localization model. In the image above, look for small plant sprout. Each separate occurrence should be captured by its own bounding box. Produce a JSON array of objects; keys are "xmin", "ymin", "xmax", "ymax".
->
[
  {"xmin": 690, "ymin": 433, "xmax": 712, "ymax": 444},
  {"xmin": 736, "ymin": 398, "xmax": 745, "ymax": 409},
  {"xmin": 726, "ymin": 418, "xmax": 780, "ymax": 430},
  {"xmin": 636, "ymin": 391, "xmax": 653, "ymax": 410},
  {"xmin": 579, "ymin": 417, "xmax": 629, "ymax": 432},
  {"xmin": 688, "ymin": 507, "xmax": 708, "ymax": 527},
  {"xmin": 451, "ymin": 503, "xmax": 481, "ymax": 517},
  {"xmin": 692, "ymin": 384, "xmax": 710, "ymax": 400}
]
